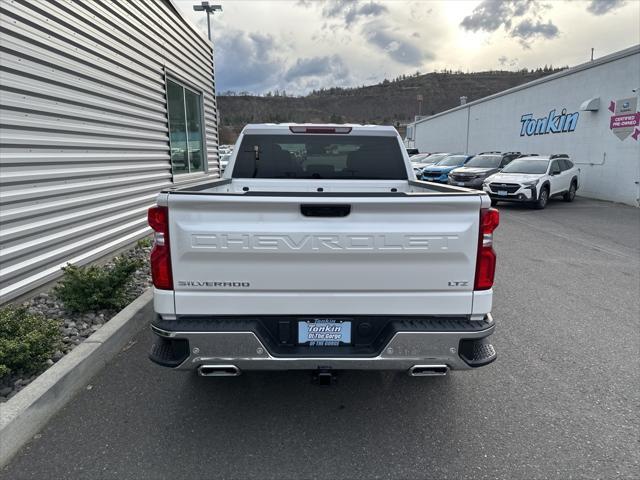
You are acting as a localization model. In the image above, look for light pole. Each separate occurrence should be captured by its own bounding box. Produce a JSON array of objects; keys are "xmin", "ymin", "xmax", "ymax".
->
[
  {"xmin": 193, "ymin": 1, "xmax": 222, "ymax": 41},
  {"xmin": 193, "ymin": 1, "xmax": 222, "ymax": 171}
]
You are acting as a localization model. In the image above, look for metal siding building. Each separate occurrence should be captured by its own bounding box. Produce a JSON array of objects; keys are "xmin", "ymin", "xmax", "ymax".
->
[
  {"xmin": 406, "ymin": 45, "xmax": 640, "ymax": 207},
  {"xmin": 0, "ymin": 0, "xmax": 219, "ymax": 301}
]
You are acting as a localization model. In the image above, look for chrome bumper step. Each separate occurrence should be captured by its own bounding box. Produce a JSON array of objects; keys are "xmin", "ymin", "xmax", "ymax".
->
[{"xmin": 149, "ymin": 315, "xmax": 496, "ymax": 372}]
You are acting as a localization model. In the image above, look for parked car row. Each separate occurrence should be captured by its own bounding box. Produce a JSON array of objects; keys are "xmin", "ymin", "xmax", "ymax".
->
[
  {"xmin": 421, "ymin": 154, "xmax": 473, "ymax": 183},
  {"xmin": 219, "ymin": 144, "xmax": 234, "ymax": 173},
  {"xmin": 409, "ymin": 151, "xmax": 580, "ymax": 209}
]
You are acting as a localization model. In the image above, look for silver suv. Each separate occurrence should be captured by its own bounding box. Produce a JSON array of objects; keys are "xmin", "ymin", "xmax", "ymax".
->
[
  {"xmin": 483, "ymin": 154, "xmax": 580, "ymax": 209},
  {"xmin": 448, "ymin": 152, "xmax": 522, "ymax": 189}
]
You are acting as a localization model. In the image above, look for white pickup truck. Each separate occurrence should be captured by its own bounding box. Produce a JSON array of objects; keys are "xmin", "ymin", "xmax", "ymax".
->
[{"xmin": 148, "ymin": 124, "xmax": 499, "ymax": 379}]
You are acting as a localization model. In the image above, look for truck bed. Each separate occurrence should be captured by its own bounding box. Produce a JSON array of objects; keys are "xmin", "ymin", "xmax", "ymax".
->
[
  {"xmin": 154, "ymin": 178, "xmax": 491, "ymax": 319},
  {"xmin": 168, "ymin": 178, "xmax": 478, "ymax": 196}
]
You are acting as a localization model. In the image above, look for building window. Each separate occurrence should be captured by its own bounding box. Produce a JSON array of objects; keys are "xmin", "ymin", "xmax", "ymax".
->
[{"xmin": 166, "ymin": 79, "xmax": 205, "ymax": 175}]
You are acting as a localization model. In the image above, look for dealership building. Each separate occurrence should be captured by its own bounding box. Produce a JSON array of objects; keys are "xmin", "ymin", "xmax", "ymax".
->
[
  {"xmin": 405, "ymin": 45, "xmax": 640, "ymax": 207},
  {"xmin": 0, "ymin": 1, "xmax": 219, "ymax": 302}
]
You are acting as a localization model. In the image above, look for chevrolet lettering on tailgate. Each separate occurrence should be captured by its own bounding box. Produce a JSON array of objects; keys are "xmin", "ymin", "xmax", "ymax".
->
[{"xmin": 191, "ymin": 233, "xmax": 460, "ymax": 252}]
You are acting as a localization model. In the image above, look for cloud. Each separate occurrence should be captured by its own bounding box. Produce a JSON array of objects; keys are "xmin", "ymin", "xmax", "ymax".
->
[
  {"xmin": 362, "ymin": 21, "xmax": 434, "ymax": 66},
  {"xmin": 586, "ymin": 0, "xmax": 626, "ymax": 15},
  {"xmin": 460, "ymin": 0, "xmax": 523, "ymax": 32},
  {"xmin": 460, "ymin": 0, "xmax": 558, "ymax": 48},
  {"xmin": 498, "ymin": 55, "xmax": 519, "ymax": 67},
  {"xmin": 510, "ymin": 19, "xmax": 559, "ymax": 47},
  {"xmin": 357, "ymin": 2, "xmax": 388, "ymax": 17},
  {"xmin": 321, "ymin": 0, "xmax": 388, "ymax": 27},
  {"xmin": 214, "ymin": 30, "xmax": 284, "ymax": 91},
  {"xmin": 174, "ymin": 0, "xmax": 640, "ymax": 96},
  {"xmin": 284, "ymin": 55, "xmax": 349, "ymax": 82},
  {"xmin": 282, "ymin": 56, "xmax": 353, "ymax": 94}
]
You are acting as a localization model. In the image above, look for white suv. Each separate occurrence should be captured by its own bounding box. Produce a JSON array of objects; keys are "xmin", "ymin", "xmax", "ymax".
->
[{"xmin": 483, "ymin": 155, "xmax": 579, "ymax": 209}]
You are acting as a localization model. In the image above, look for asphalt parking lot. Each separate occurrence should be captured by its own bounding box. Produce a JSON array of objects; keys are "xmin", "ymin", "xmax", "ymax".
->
[{"xmin": 2, "ymin": 197, "xmax": 639, "ymax": 480}]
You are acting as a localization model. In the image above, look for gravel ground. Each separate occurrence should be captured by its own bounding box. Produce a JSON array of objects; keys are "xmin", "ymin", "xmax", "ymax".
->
[{"xmin": 0, "ymin": 241, "xmax": 152, "ymax": 402}]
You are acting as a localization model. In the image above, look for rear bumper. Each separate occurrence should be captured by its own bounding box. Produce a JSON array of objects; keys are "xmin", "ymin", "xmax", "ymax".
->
[{"xmin": 149, "ymin": 314, "xmax": 497, "ymax": 372}]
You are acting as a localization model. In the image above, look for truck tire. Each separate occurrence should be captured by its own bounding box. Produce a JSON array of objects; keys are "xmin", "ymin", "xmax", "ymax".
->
[
  {"xmin": 534, "ymin": 186, "xmax": 549, "ymax": 209},
  {"xmin": 563, "ymin": 181, "xmax": 577, "ymax": 202}
]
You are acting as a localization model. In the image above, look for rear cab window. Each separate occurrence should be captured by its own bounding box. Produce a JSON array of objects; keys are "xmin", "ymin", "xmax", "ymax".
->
[{"xmin": 232, "ymin": 134, "xmax": 408, "ymax": 180}]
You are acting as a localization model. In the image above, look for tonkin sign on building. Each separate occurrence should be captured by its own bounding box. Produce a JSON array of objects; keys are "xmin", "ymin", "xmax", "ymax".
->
[{"xmin": 520, "ymin": 108, "xmax": 580, "ymax": 136}]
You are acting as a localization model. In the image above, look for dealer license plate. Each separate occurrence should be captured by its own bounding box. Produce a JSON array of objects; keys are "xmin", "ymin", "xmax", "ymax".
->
[
  {"xmin": 298, "ymin": 319, "xmax": 352, "ymax": 346},
  {"xmin": 498, "ymin": 190, "xmax": 508, "ymax": 196},
  {"xmin": 457, "ymin": 182, "xmax": 466, "ymax": 186}
]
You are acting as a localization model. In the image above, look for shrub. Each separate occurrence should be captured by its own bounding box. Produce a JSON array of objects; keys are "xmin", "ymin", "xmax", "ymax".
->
[
  {"xmin": 0, "ymin": 306, "xmax": 61, "ymax": 379},
  {"xmin": 54, "ymin": 256, "xmax": 143, "ymax": 313}
]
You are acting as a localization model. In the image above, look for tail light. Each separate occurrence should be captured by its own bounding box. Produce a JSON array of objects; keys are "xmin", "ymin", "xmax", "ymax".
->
[
  {"xmin": 148, "ymin": 206, "xmax": 173, "ymax": 290},
  {"xmin": 474, "ymin": 208, "xmax": 499, "ymax": 290}
]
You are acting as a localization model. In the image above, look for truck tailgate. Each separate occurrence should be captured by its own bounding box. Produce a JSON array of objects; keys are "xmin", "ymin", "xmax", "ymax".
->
[{"xmin": 168, "ymin": 194, "xmax": 481, "ymax": 316}]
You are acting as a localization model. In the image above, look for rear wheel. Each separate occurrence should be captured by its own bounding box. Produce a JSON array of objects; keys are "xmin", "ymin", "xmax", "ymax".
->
[
  {"xmin": 563, "ymin": 181, "xmax": 577, "ymax": 202},
  {"xmin": 534, "ymin": 187, "xmax": 549, "ymax": 209}
]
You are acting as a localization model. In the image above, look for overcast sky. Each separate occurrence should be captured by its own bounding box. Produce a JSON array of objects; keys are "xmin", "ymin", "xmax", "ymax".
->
[{"xmin": 174, "ymin": 0, "xmax": 640, "ymax": 95}]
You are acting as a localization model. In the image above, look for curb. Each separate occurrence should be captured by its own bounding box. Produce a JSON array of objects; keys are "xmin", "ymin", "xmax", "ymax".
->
[{"xmin": 0, "ymin": 289, "xmax": 153, "ymax": 467}]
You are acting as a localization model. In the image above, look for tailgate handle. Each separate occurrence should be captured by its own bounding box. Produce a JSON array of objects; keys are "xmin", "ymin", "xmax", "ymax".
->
[{"xmin": 300, "ymin": 204, "xmax": 351, "ymax": 217}]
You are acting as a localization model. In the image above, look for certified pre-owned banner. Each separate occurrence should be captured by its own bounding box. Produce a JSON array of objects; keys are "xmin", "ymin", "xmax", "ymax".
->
[{"xmin": 609, "ymin": 97, "xmax": 639, "ymax": 141}]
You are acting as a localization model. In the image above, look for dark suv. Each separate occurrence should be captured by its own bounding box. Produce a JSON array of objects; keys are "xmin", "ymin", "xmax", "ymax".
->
[{"xmin": 448, "ymin": 151, "xmax": 525, "ymax": 189}]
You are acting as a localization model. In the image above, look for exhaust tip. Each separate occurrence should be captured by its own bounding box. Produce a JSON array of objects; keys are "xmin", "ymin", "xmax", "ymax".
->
[
  {"xmin": 198, "ymin": 365, "xmax": 241, "ymax": 377},
  {"xmin": 409, "ymin": 365, "xmax": 449, "ymax": 377}
]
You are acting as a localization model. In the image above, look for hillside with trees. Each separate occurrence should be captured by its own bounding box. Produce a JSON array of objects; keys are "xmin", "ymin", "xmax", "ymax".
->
[{"xmin": 217, "ymin": 67, "xmax": 565, "ymax": 143}]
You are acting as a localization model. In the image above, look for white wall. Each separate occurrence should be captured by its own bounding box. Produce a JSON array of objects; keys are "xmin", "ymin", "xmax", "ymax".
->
[
  {"xmin": 414, "ymin": 108, "xmax": 470, "ymax": 153},
  {"xmin": 412, "ymin": 48, "xmax": 640, "ymax": 206},
  {"xmin": 0, "ymin": 0, "xmax": 219, "ymax": 302}
]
